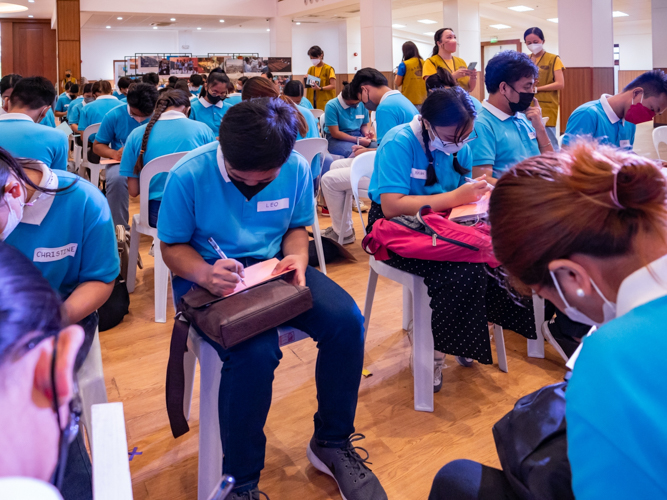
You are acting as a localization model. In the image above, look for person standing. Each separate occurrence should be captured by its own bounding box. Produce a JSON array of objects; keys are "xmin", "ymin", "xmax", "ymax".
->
[
  {"xmin": 525, "ymin": 27, "xmax": 565, "ymax": 150},
  {"xmin": 61, "ymin": 69, "xmax": 76, "ymax": 93},
  {"xmin": 422, "ymin": 28, "xmax": 476, "ymax": 93},
  {"xmin": 395, "ymin": 41, "xmax": 427, "ymax": 109},
  {"xmin": 305, "ymin": 45, "xmax": 337, "ymax": 110}
]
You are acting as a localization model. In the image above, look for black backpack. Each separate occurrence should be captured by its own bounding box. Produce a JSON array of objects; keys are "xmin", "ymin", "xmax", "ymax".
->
[
  {"xmin": 98, "ymin": 225, "xmax": 134, "ymax": 331},
  {"xmin": 492, "ymin": 381, "xmax": 574, "ymax": 500}
]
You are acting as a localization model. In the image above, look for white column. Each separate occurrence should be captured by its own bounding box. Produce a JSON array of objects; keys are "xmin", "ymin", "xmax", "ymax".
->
[
  {"xmin": 442, "ymin": 0, "xmax": 480, "ymax": 67},
  {"xmin": 269, "ymin": 17, "xmax": 293, "ymax": 57},
  {"xmin": 360, "ymin": 0, "xmax": 393, "ymax": 71},
  {"xmin": 652, "ymin": 0, "xmax": 667, "ymax": 69},
  {"xmin": 558, "ymin": 0, "xmax": 613, "ymax": 68}
]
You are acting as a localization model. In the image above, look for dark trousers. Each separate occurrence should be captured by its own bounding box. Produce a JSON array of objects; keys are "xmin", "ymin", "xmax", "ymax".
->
[
  {"xmin": 429, "ymin": 460, "xmax": 519, "ymax": 500},
  {"xmin": 175, "ymin": 262, "xmax": 365, "ymax": 492},
  {"xmin": 148, "ymin": 199, "xmax": 161, "ymax": 228},
  {"xmin": 60, "ymin": 312, "xmax": 98, "ymax": 500}
]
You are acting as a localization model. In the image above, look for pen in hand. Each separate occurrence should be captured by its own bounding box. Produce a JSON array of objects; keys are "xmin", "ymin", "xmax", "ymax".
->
[{"xmin": 207, "ymin": 237, "xmax": 246, "ymax": 286}]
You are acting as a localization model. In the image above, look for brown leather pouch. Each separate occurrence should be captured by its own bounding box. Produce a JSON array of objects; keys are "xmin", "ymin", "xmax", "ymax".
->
[{"xmin": 166, "ymin": 273, "xmax": 313, "ymax": 437}]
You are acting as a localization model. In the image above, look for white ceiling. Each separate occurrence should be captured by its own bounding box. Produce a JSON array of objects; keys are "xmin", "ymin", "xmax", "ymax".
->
[
  {"xmin": 80, "ymin": 12, "xmax": 271, "ymax": 32},
  {"xmin": 0, "ymin": 0, "xmax": 54, "ymax": 19}
]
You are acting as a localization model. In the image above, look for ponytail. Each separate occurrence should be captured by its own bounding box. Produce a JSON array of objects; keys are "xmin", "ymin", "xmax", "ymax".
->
[
  {"xmin": 421, "ymin": 123, "xmax": 438, "ymax": 187},
  {"xmin": 134, "ymin": 89, "xmax": 190, "ymax": 175}
]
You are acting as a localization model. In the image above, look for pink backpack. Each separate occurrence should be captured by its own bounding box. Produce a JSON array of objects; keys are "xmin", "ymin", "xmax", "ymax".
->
[{"xmin": 362, "ymin": 206, "xmax": 500, "ymax": 267}]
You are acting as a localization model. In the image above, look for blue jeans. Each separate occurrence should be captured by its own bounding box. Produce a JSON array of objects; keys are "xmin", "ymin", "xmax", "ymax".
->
[
  {"xmin": 149, "ymin": 199, "xmax": 161, "ymax": 228},
  {"xmin": 174, "ymin": 261, "xmax": 365, "ymax": 492},
  {"xmin": 326, "ymin": 130, "xmax": 363, "ymax": 158}
]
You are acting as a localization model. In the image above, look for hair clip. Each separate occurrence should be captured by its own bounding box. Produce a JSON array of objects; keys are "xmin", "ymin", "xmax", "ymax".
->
[{"xmin": 609, "ymin": 169, "xmax": 625, "ymax": 209}]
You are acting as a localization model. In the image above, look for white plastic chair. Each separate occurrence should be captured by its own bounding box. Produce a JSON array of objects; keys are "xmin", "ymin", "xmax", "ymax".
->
[
  {"xmin": 126, "ymin": 152, "xmax": 187, "ymax": 323},
  {"xmin": 652, "ymin": 126, "xmax": 667, "ymax": 160},
  {"xmin": 91, "ymin": 402, "xmax": 133, "ymax": 500},
  {"xmin": 339, "ymin": 151, "xmax": 375, "ymax": 244},
  {"xmin": 310, "ymin": 109, "xmax": 324, "ymax": 121},
  {"xmin": 293, "ymin": 138, "xmax": 329, "ymax": 275},
  {"xmin": 182, "ymin": 323, "xmax": 308, "ymax": 500},
  {"xmin": 80, "ymin": 123, "xmax": 103, "ymax": 189},
  {"xmin": 78, "ymin": 327, "xmax": 108, "ymax": 444},
  {"xmin": 73, "ymin": 134, "xmax": 83, "ymax": 174},
  {"xmin": 319, "ymin": 113, "xmax": 326, "ymax": 138}
]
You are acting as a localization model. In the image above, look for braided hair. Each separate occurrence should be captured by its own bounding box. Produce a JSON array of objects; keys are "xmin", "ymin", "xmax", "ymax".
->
[
  {"xmin": 420, "ymin": 87, "xmax": 477, "ymax": 186},
  {"xmin": 241, "ymin": 77, "xmax": 309, "ymax": 137},
  {"xmin": 133, "ymin": 89, "xmax": 191, "ymax": 175}
]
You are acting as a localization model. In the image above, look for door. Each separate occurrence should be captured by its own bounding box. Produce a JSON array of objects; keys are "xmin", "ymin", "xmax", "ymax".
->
[{"xmin": 480, "ymin": 39, "xmax": 522, "ymax": 100}]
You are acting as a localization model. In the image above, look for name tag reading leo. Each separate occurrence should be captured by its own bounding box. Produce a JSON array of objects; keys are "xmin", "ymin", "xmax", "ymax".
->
[
  {"xmin": 34, "ymin": 243, "xmax": 78, "ymax": 262},
  {"xmin": 257, "ymin": 198, "xmax": 290, "ymax": 212}
]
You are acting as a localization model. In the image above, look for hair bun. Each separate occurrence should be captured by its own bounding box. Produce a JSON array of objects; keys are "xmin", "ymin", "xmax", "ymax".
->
[{"xmin": 616, "ymin": 160, "xmax": 667, "ymax": 211}]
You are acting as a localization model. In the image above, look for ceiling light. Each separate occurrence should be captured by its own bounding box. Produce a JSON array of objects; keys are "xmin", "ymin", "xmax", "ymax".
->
[
  {"xmin": 267, "ymin": 28, "xmax": 270, "ymax": 31},
  {"xmin": 508, "ymin": 5, "xmax": 533, "ymax": 11},
  {"xmin": 170, "ymin": 18, "xmax": 176, "ymax": 21},
  {"xmin": 28, "ymin": 0, "xmax": 34, "ymax": 2},
  {"xmin": 197, "ymin": 27, "xmax": 201, "ymax": 30},
  {"xmin": 153, "ymin": 26, "xmax": 158, "ymax": 29},
  {"xmin": 418, "ymin": 19, "xmax": 437, "ymax": 24},
  {"xmin": 490, "ymin": 24, "xmax": 511, "ymax": 29},
  {"xmin": 547, "ymin": 18, "xmax": 558, "ymax": 23},
  {"xmin": 612, "ymin": 11, "xmax": 629, "ymax": 17},
  {"xmin": 28, "ymin": 14, "xmax": 33, "ymax": 17},
  {"xmin": 296, "ymin": 22, "xmax": 301, "ymax": 25},
  {"xmin": 219, "ymin": 19, "xmax": 224, "ymax": 23},
  {"xmin": 0, "ymin": 3, "xmax": 28, "ymax": 13},
  {"xmin": 106, "ymin": 25, "xmax": 111, "ymax": 28},
  {"xmin": 117, "ymin": 17, "xmax": 122, "ymax": 20},
  {"xmin": 392, "ymin": 23, "xmax": 406, "ymax": 28},
  {"xmin": 424, "ymin": 31, "xmax": 435, "ymax": 36}
]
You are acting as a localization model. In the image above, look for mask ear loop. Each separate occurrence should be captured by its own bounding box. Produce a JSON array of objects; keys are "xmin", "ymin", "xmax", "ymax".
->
[{"xmin": 550, "ymin": 270, "xmax": 572, "ymax": 309}]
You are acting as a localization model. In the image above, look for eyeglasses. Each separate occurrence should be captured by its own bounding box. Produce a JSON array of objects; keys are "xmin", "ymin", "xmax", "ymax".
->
[{"xmin": 436, "ymin": 129, "xmax": 478, "ymax": 147}]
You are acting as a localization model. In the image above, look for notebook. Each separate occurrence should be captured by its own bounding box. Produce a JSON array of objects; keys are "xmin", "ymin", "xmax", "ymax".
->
[
  {"xmin": 226, "ymin": 258, "xmax": 293, "ymax": 297},
  {"xmin": 449, "ymin": 191, "xmax": 490, "ymax": 223},
  {"xmin": 306, "ymin": 74, "xmax": 321, "ymax": 87}
]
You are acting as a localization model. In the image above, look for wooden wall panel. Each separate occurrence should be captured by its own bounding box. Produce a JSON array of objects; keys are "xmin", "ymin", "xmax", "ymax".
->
[
  {"xmin": 618, "ymin": 70, "xmax": 646, "ymax": 92},
  {"xmin": 560, "ymin": 67, "xmax": 614, "ymax": 134},
  {"xmin": 0, "ymin": 19, "xmax": 56, "ymax": 83},
  {"xmin": 56, "ymin": 0, "xmax": 81, "ymax": 90}
]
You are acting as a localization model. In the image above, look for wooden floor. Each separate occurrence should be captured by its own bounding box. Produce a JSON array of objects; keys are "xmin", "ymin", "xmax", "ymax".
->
[{"xmin": 103, "ymin": 123, "xmax": 658, "ymax": 500}]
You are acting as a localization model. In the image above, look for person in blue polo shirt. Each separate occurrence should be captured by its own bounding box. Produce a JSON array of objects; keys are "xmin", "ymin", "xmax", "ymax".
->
[
  {"xmin": 283, "ymin": 79, "xmax": 314, "ymax": 110},
  {"xmin": 323, "ymin": 84, "xmax": 371, "ymax": 158},
  {"xmin": 563, "ymin": 70, "xmax": 667, "ymax": 149},
  {"xmin": 188, "ymin": 73, "xmax": 203, "ymax": 98},
  {"xmin": 78, "ymin": 80, "xmax": 121, "ymax": 143},
  {"xmin": 0, "ymin": 77, "xmax": 68, "ymax": 171},
  {"xmin": 67, "ymin": 83, "xmax": 94, "ymax": 134},
  {"xmin": 319, "ymin": 68, "xmax": 418, "ymax": 244},
  {"xmin": 0, "ymin": 73, "xmax": 56, "ymax": 128},
  {"xmin": 189, "ymin": 72, "xmax": 232, "ymax": 135},
  {"xmin": 55, "ymin": 84, "xmax": 77, "ymax": 119},
  {"xmin": 425, "ymin": 67, "xmax": 483, "ymax": 112},
  {"xmin": 113, "ymin": 76, "xmax": 132, "ymax": 102},
  {"xmin": 158, "ymin": 98, "xmax": 387, "ymax": 500},
  {"xmin": 93, "ymin": 83, "xmax": 159, "ymax": 229},
  {"xmin": 0, "ymin": 147, "xmax": 119, "ymax": 500},
  {"xmin": 470, "ymin": 50, "xmax": 553, "ymax": 185},
  {"xmin": 120, "ymin": 89, "xmax": 214, "ymax": 227}
]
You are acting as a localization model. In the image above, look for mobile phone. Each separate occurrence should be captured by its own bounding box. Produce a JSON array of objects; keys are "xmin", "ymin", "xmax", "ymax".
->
[
  {"xmin": 468, "ymin": 62, "xmax": 477, "ymax": 71},
  {"xmin": 207, "ymin": 475, "xmax": 235, "ymax": 500}
]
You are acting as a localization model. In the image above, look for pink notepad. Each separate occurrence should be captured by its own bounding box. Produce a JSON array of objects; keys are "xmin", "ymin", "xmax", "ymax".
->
[
  {"xmin": 225, "ymin": 258, "xmax": 293, "ymax": 297},
  {"xmin": 449, "ymin": 191, "xmax": 490, "ymax": 223},
  {"xmin": 100, "ymin": 159, "xmax": 120, "ymax": 165}
]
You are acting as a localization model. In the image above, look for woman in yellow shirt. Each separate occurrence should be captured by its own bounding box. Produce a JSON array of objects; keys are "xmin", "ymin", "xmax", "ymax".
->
[
  {"xmin": 394, "ymin": 41, "xmax": 427, "ymax": 108},
  {"xmin": 422, "ymin": 28, "xmax": 476, "ymax": 93},
  {"xmin": 525, "ymin": 27, "xmax": 565, "ymax": 150},
  {"xmin": 305, "ymin": 45, "xmax": 337, "ymax": 110}
]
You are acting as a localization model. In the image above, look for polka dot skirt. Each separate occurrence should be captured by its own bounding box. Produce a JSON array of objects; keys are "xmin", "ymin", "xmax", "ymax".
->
[{"xmin": 368, "ymin": 203, "xmax": 537, "ymax": 365}]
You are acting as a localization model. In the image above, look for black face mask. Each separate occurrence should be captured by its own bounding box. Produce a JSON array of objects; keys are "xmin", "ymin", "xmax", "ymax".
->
[
  {"xmin": 505, "ymin": 84, "xmax": 534, "ymax": 114},
  {"xmin": 230, "ymin": 177, "xmax": 272, "ymax": 201},
  {"xmin": 207, "ymin": 92, "xmax": 225, "ymax": 105}
]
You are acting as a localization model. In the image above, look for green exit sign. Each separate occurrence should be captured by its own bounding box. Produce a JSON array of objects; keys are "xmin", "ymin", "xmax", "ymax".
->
[{"xmin": 491, "ymin": 37, "xmax": 498, "ymax": 43}]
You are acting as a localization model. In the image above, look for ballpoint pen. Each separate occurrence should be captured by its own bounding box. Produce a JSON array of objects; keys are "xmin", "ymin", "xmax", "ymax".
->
[{"xmin": 207, "ymin": 237, "xmax": 246, "ymax": 285}]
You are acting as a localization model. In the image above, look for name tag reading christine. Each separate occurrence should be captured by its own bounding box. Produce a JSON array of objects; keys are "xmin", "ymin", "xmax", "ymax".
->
[
  {"xmin": 411, "ymin": 168, "xmax": 428, "ymax": 180},
  {"xmin": 257, "ymin": 198, "xmax": 290, "ymax": 212},
  {"xmin": 34, "ymin": 243, "xmax": 78, "ymax": 262},
  {"xmin": 355, "ymin": 115, "xmax": 365, "ymax": 119}
]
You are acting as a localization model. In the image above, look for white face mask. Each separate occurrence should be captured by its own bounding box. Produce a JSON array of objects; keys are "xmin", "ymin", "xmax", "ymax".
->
[
  {"xmin": 1, "ymin": 191, "xmax": 25, "ymax": 241},
  {"xmin": 310, "ymin": 59, "xmax": 321, "ymax": 66},
  {"xmin": 527, "ymin": 43, "xmax": 544, "ymax": 55},
  {"xmin": 427, "ymin": 127, "xmax": 465, "ymax": 155},
  {"xmin": 550, "ymin": 270, "xmax": 617, "ymax": 327}
]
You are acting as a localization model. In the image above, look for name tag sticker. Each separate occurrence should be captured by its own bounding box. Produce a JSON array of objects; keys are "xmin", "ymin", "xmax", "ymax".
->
[
  {"xmin": 34, "ymin": 243, "xmax": 78, "ymax": 262},
  {"xmin": 411, "ymin": 168, "xmax": 428, "ymax": 180},
  {"xmin": 257, "ymin": 198, "xmax": 290, "ymax": 212},
  {"xmin": 620, "ymin": 140, "xmax": 631, "ymax": 148},
  {"xmin": 528, "ymin": 131, "xmax": 536, "ymax": 140},
  {"xmin": 355, "ymin": 115, "xmax": 365, "ymax": 119}
]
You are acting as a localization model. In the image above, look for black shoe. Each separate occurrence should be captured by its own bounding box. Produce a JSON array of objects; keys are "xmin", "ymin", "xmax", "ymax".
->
[{"xmin": 542, "ymin": 315, "xmax": 581, "ymax": 361}]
